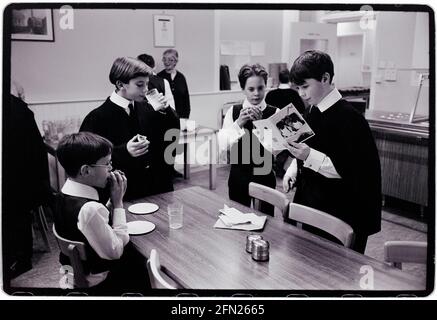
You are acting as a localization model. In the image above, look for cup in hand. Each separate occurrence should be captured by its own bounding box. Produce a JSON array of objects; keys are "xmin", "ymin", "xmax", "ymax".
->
[
  {"xmin": 168, "ymin": 204, "xmax": 183, "ymax": 229},
  {"xmin": 146, "ymin": 88, "xmax": 165, "ymax": 111},
  {"xmin": 186, "ymin": 120, "xmax": 196, "ymax": 132}
]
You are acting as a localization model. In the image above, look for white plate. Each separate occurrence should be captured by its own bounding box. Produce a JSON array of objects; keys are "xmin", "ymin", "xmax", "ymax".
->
[
  {"xmin": 128, "ymin": 203, "xmax": 159, "ymax": 215},
  {"xmin": 127, "ymin": 221, "xmax": 156, "ymax": 235}
]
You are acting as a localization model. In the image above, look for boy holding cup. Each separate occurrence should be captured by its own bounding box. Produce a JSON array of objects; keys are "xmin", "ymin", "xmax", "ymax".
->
[{"xmin": 80, "ymin": 57, "xmax": 179, "ymax": 199}]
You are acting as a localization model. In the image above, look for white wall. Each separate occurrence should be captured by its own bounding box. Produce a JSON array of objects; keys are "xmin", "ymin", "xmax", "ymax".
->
[
  {"xmin": 369, "ymin": 12, "xmax": 429, "ymax": 115},
  {"xmin": 336, "ymin": 35, "xmax": 363, "ymax": 88},
  {"xmin": 288, "ymin": 21, "xmax": 338, "ymax": 69},
  {"xmin": 412, "ymin": 12, "xmax": 429, "ymax": 69},
  {"xmin": 11, "ymin": 9, "xmax": 216, "ymax": 103},
  {"xmin": 218, "ymin": 10, "xmax": 283, "ymax": 89},
  {"xmin": 281, "ymin": 10, "xmax": 300, "ymax": 64}
]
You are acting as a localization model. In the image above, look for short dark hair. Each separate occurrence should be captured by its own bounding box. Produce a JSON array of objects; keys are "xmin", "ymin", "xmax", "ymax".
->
[
  {"xmin": 109, "ymin": 57, "xmax": 151, "ymax": 86},
  {"xmin": 137, "ymin": 53, "xmax": 155, "ymax": 69},
  {"xmin": 238, "ymin": 64, "xmax": 268, "ymax": 89},
  {"xmin": 289, "ymin": 50, "xmax": 334, "ymax": 85},
  {"xmin": 279, "ymin": 69, "xmax": 290, "ymax": 84},
  {"xmin": 57, "ymin": 132, "xmax": 113, "ymax": 177}
]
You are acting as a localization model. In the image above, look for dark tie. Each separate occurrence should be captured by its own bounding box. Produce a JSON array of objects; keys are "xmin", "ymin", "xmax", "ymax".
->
[
  {"xmin": 308, "ymin": 105, "xmax": 322, "ymax": 129},
  {"xmin": 128, "ymin": 103, "xmax": 134, "ymax": 116},
  {"xmin": 128, "ymin": 103, "xmax": 140, "ymax": 132}
]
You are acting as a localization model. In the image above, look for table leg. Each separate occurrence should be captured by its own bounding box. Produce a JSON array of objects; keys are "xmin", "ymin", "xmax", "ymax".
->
[
  {"xmin": 183, "ymin": 142, "xmax": 190, "ymax": 180},
  {"xmin": 209, "ymin": 137, "xmax": 217, "ymax": 190}
]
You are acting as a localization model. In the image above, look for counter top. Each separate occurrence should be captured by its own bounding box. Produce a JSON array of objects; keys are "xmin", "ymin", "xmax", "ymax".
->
[{"xmin": 365, "ymin": 110, "xmax": 429, "ymax": 139}]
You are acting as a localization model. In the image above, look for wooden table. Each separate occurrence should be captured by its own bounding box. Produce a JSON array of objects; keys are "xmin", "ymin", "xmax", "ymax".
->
[
  {"xmin": 179, "ymin": 126, "xmax": 218, "ymax": 190},
  {"xmin": 126, "ymin": 186, "xmax": 425, "ymax": 292}
]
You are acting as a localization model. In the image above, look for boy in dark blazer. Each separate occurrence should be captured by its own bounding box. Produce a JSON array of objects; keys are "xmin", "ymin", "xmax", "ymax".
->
[
  {"xmin": 80, "ymin": 57, "xmax": 179, "ymax": 200},
  {"xmin": 283, "ymin": 50, "xmax": 381, "ymax": 254}
]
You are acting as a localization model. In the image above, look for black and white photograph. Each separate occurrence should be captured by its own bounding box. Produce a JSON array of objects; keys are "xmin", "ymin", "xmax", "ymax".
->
[
  {"xmin": 1, "ymin": 2, "xmax": 434, "ymax": 301},
  {"xmin": 11, "ymin": 8, "xmax": 54, "ymax": 41},
  {"xmin": 274, "ymin": 104, "xmax": 315, "ymax": 143}
]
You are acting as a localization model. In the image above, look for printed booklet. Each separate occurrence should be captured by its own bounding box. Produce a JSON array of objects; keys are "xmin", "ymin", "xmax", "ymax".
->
[{"xmin": 253, "ymin": 103, "xmax": 315, "ymax": 152}]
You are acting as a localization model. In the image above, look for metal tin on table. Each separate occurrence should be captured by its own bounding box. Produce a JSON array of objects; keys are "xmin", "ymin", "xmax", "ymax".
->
[
  {"xmin": 246, "ymin": 234, "xmax": 263, "ymax": 253},
  {"xmin": 251, "ymin": 239, "xmax": 270, "ymax": 261}
]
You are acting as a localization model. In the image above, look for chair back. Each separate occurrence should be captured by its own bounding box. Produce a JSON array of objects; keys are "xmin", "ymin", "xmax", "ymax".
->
[
  {"xmin": 218, "ymin": 101, "xmax": 241, "ymax": 128},
  {"xmin": 384, "ymin": 241, "xmax": 427, "ymax": 269},
  {"xmin": 249, "ymin": 182, "xmax": 289, "ymax": 218},
  {"xmin": 147, "ymin": 249, "xmax": 181, "ymax": 289},
  {"xmin": 52, "ymin": 225, "xmax": 89, "ymax": 288},
  {"xmin": 288, "ymin": 203, "xmax": 355, "ymax": 248}
]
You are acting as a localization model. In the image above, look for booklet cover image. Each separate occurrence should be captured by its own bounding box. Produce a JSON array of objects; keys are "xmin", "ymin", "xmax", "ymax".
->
[{"xmin": 253, "ymin": 103, "xmax": 315, "ymax": 153}]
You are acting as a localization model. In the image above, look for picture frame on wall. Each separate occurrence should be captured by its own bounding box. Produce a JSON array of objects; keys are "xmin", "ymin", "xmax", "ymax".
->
[
  {"xmin": 11, "ymin": 9, "xmax": 54, "ymax": 42},
  {"xmin": 153, "ymin": 14, "xmax": 174, "ymax": 47}
]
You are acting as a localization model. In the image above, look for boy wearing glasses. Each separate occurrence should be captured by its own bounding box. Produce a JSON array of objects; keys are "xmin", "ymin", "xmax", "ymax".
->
[{"xmin": 54, "ymin": 132, "xmax": 148, "ymax": 293}]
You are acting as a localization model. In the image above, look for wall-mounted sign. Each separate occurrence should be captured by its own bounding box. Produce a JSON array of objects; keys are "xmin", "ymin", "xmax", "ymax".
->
[{"xmin": 154, "ymin": 15, "xmax": 174, "ymax": 47}]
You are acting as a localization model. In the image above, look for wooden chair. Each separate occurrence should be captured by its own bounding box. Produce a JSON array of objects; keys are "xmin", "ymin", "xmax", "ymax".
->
[
  {"xmin": 52, "ymin": 225, "xmax": 89, "ymax": 288},
  {"xmin": 146, "ymin": 249, "xmax": 182, "ymax": 289},
  {"xmin": 384, "ymin": 241, "xmax": 427, "ymax": 269},
  {"xmin": 287, "ymin": 203, "xmax": 355, "ymax": 248},
  {"xmin": 218, "ymin": 101, "xmax": 242, "ymax": 128},
  {"xmin": 248, "ymin": 182, "xmax": 290, "ymax": 218}
]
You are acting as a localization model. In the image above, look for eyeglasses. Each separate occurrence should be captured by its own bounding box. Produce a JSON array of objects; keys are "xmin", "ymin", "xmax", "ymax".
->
[
  {"xmin": 89, "ymin": 161, "xmax": 112, "ymax": 168},
  {"xmin": 162, "ymin": 57, "xmax": 177, "ymax": 63}
]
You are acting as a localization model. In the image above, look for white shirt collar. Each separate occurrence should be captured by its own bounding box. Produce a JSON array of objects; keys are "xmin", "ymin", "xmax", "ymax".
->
[
  {"xmin": 316, "ymin": 87, "xmax": 342, "ymax": 113},
  {"xmin": 61, "ymin": 178, "xmax": 100, "ymax": 201},
  {"xmin": 278, "ymin": 83, "xmax": 291, "ymax": 89},
  {"xmin": 242, "ymin": 98, "xmax": 267, "ymax": 111},
  {"xmin": 110, "ymin": 91, "xmax": 133, "ymax": 114}
]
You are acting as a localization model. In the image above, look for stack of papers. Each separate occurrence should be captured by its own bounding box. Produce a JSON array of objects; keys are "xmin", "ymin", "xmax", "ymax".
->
[{"xmin": 214, "ymin": 204, "xmax": 267, "ymax": 231}]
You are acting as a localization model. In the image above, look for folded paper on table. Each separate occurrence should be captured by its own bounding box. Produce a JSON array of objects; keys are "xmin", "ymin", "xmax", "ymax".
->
[
  {"xmin": 253, "ymin": 103, "xmax": 315, "ymax": 154},
  {"xmin": 214, "ymin": 204, "xmax": 267, "ymax": 231}
]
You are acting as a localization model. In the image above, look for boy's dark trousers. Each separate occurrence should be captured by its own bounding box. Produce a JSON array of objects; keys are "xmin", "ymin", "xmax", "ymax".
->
[{"xmin": 89, "ymin": 242, "xmax": 151, "ymax": 296}]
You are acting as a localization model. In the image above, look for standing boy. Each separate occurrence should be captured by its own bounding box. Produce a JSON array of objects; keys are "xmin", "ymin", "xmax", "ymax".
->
[
  {"xmin": 80, "ymin": 57, "xmax": 179, "ymax": 199},
  {"xmin": 283, "ymin": 50, "xmax": 381, "ymax": 253}
]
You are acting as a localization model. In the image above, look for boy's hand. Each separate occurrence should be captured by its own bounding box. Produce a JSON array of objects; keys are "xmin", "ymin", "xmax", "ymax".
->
[
  {"xmin": 285, "ymin": 141, "xmax": 310, "ymax": 161},
  {"xmin": 248, "ymin": 106, "xmax": 262, "ymax": 121},
  {"xmin": 127, "ymin": 135, "xmax": 149, "ymax": 157},
  {"xmin": 283, "ymin": 174, "xmax": 296, "ymax": 193},
  {"xmin": 155, "ymin": 93, "xmax": 168, "ymax": 112},
  {"xmin": 109, "ymin": 170, "xmax": 127, "ymax": 208},
  {"xmin": 115, "ymin": 170, "xmax": 127, "ymax": 195},
  {"xmin": 237, "ymin": 107, "xmax": 262, "ymax": 127}
]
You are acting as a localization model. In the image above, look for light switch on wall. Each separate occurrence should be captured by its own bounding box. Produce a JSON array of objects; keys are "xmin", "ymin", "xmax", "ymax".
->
[
  {"xmin": 374, "ymin": 73, "xmax": 383, "ymax": 83},
  {"xmin": 384, "ymin": 68, "xmax": 397, "ymax": 81},
  {"xmin": 387, "ymin": 61, "xmax": 396, "ymax": 69},
  {"xmin": 378, "ymin": 60, "xmax": 386, "ymax": 68}
]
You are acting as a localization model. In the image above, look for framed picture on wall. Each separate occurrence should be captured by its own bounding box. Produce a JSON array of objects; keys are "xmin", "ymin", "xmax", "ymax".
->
[
  {"xmin": 153, "ymin": 15, "xmax": 174, "ymax": 47},
  {"xmin": 11, "ymin": 9, "xmax": 54, "ymax": 41}
]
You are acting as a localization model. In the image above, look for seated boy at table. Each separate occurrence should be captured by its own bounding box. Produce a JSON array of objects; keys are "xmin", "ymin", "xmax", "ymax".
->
[{"xmin": 54, "ymin": 132, "xmax": 149, "ymax": 294}]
